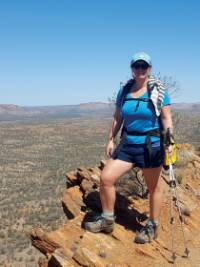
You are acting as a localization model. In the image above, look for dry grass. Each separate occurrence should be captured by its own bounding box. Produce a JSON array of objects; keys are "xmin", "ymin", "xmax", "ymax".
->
[{"xmin": 0, "ymin": 110, "xmax": 199, "ymax": 266}]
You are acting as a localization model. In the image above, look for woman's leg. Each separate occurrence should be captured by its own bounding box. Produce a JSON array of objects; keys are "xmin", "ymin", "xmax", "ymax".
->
[
  {"xmin": 134, "ymin": 165, "xmax": 164, "ymax": 243},
  {"xmin": 84, "ymin": 158, "xmax": 134, "ymax": 233},
  {"xmin": 142, "ymin": 165, "xmax": 163, "ymax": 222},
  {"xmin": 100, "ymin": 158, "xmax": 134, "ymax": 212}
]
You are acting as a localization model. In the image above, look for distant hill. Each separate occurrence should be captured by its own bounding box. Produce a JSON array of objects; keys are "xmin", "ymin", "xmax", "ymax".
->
[
  {"xmin": 0, "ymin": 101, "xmax": 199, "ymax": 121},
  {"xmin": 0, "ymin": 102, "xmax": 113, "ymax": 121},
  {"xmin": 172, "ymin": 102, "xmax": 200, "ymax": 111}
]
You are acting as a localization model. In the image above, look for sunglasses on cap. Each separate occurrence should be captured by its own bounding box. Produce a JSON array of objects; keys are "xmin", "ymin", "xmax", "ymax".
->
[{"xmin": 131, "ymin": 62, "xmax": 150, "ymax": 70}]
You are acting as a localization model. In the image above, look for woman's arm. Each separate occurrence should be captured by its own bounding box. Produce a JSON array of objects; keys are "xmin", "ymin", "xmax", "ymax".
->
[
  {"xmin": 160, "ymin": 105, "xmax": 174, "ymax": 158},
  {"xmin": 160, "ymin": 105, "xmax": 173, "ymax": 134},
  {"xmin": 108, "ymin": 106, "xmax": 123, "ymax": 142},
  {"xmin": 106, "ymin": 106, "xmax": 123, "ymax": 158}
]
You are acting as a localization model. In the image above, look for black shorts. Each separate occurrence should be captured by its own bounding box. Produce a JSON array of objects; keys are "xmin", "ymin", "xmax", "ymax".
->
[{"xmin": 111, "ymin": 140, "xmax": 165, "ymax": 168}]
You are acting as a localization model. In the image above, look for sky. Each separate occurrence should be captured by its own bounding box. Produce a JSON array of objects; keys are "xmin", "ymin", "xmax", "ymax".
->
[{"xmin": 0, "ymin": 0, "xmax": 200, "ymax": 106}]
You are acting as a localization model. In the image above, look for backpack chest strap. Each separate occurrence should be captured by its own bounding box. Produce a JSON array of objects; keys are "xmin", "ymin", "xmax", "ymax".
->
[{"xmin": 124, "ymin": 97, "xmax": 150, "ymax": 102}]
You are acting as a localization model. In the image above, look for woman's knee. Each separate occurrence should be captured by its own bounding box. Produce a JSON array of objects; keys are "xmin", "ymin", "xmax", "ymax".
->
[
  {"xmin": 100, "ymin": 158, "xmax": 133, "ymax": 187},
  {"xmin": 100, "ymin": 171, "xmax": 116, "ymax": 187}
]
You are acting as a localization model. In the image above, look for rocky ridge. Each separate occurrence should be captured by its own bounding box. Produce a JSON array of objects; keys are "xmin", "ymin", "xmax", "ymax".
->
[{"xmin": 29, "ymin": 144, "xmax": 200, "ymax": 267}]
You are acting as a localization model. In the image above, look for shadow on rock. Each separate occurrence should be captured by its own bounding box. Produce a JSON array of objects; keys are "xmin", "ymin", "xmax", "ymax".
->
[{"xmin": 81, "ymin": 190, "xmax": 148, "ymax": 233}]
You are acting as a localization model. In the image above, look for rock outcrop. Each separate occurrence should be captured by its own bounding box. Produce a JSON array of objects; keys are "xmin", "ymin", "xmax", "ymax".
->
[{"xmin": 29, "ymin": 144, "xmax": 200, "ymax": 267}]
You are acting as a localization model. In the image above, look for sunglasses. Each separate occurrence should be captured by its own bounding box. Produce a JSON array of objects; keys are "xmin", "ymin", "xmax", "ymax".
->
[{"xmin": 132, "ymin": 62, "xmax": 149, "ymax": 70}]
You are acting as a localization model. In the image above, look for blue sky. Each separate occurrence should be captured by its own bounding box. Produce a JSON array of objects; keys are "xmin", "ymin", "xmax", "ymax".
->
[{"xmin": 0, "ymin": 0, "xmax": 199, "ymax": 106}]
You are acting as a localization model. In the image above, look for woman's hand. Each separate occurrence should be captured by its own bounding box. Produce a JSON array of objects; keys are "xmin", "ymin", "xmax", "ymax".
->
[
  {"xmin": 106, "ymin": 140, "xmax": 115, "ymax": 158},
  {"xmin": 166, "ymin": 145, "xmax": 173, "ymax": 160}
]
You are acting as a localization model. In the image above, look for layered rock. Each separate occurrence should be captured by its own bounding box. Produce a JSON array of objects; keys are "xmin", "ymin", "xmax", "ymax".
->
[{"xmin": 29, "ymin": 144, "xmax": 200, "ymax": 267}]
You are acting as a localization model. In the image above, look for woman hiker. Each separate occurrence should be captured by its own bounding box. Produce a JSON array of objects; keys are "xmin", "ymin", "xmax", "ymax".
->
[{"xmin": 84, "ymin": 51, "xmax": 174, "ymax": 244}]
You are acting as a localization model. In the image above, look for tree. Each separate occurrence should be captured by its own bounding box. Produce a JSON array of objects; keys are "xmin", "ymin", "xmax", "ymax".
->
[{"xmin": 156, "ymin": 72, "xmax": 181, "ymax": 100}]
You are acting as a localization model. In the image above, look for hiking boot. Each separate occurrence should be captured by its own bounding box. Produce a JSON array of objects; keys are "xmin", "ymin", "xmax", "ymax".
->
[
  {"xmin": 134, "ymin": 219, "xmax": 158, "ymax": 244},
  {"xmin": 84, "ymin": 213, "xmax": 116, "ymax": 233}
]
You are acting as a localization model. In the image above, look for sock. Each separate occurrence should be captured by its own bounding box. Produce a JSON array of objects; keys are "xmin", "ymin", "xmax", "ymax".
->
[
  {"xmin": 148, "ymin": 218, "xmax": 159, "ymax": 226},
  {"xmin": 101, "ymin": 209, "xmax": 115, "ymax": 220}
]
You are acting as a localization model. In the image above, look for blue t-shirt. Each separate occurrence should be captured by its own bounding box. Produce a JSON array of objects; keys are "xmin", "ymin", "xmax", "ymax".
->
[{"xmin": 115, "ymin": 88, "xmax": 171, "ymax": 144}]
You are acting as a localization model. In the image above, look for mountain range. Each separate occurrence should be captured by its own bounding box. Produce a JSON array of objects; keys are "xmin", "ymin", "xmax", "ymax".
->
[{"xmin": 0, "ymin": 101, "xmax": 199, "ymax": 121}]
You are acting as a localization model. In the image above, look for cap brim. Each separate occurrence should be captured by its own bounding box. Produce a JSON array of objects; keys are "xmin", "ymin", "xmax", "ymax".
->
[{"xmin": 130, "ymin": 60, "xmax": 151, "ymax": 67}]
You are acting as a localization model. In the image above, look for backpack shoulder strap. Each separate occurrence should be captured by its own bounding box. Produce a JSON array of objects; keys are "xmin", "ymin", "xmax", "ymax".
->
[
  {"xmin": 119, "ymin": 79, "xmax": 135, "ymax": 108},
  {"xmin": 118, "ymin": 79, "xmax": 134, "ymax": 140}
]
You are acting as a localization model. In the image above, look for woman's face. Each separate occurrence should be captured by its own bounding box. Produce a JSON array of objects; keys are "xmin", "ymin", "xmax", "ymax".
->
[{"xmin": 131, "ymin": 60, "xmax": 151, "ymax": 79}]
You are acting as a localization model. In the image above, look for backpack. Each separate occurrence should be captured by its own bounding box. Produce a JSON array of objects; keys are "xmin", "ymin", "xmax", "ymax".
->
[{"xmin": 118, "ymin": 77, "xmax": 165, "ymax": 139}]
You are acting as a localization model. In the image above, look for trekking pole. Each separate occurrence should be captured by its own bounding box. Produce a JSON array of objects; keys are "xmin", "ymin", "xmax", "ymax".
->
[
  {"xmin": 168, "ymin": 164, "xmax": 176, "ymax": 263},
  {"xmin": 168, "ymin": 156, "xmax": 190, "ymax": 260},
  {"xmin": 165, "ymin": 129, "xmax": 190, "ymax": 262}
]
